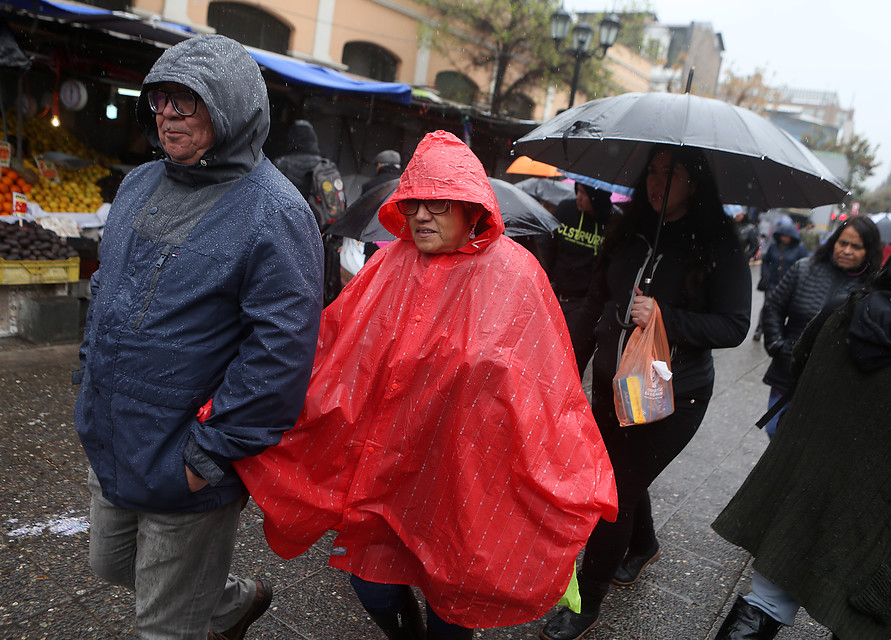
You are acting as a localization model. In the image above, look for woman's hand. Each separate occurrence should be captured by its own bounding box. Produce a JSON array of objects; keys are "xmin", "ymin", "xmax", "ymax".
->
[{"xmin": 630, "ymin": 286, "xmax": 655, "ymax": 328}]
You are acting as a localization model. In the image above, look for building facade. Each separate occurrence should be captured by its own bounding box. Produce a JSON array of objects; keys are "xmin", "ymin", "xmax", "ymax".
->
[
  {"xmin": 764, "ymin": 87, "xmax": 855, "ymax": 145},
  {"xmin": 122, "ymin": 0, "xmax": 652, "ymax": 121},
  {"xmin": 644, "ymin": 21, "xmax": 724, "ymax": 96}
]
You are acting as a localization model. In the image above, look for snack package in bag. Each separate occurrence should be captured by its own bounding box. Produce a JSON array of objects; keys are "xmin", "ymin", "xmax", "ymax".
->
[{"xmin": 613, "ymin": 301, "xmax": 674, "ymax": 426}]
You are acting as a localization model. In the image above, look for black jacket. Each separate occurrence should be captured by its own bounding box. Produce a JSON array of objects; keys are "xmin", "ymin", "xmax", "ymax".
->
[
  {"xmin": 760, "ymin": 222, "xmax": 809, "ymax": 291},
  {"xmin": 361, "ymin": 165, "xmax": 402, "ymax": 194},
  {"xmin": 536, "ymin": 196, "xmax": 613, "ymax": 298},
  {"xmin": 713, "ymin": 286, "xmax": 891, "ymax": 640},
  {"xmin": 762, "ymin": 257, "xmax": 870, "ymax": 392},
  {"xmin": 585, "ymin": 209, "xmax": 751, "ymax": 397},
  {"xmin": 273, "ymin": 120, "xmax": 324, "ymax": 199}
]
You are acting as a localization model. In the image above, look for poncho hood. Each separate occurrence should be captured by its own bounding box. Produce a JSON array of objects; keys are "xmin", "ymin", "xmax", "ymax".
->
[
  {"xmin": 378, "ymin": 130, "xmax": 505, "ymax": 254},
  {"xmin": 136, "ymin": 35, "xmax": 269, "ymax": 184}
]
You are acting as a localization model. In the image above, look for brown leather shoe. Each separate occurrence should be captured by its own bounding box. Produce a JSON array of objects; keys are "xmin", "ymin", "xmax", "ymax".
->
[{"xmin": 209, "ymin": 579, "xmax": 273, "ymax": 640}]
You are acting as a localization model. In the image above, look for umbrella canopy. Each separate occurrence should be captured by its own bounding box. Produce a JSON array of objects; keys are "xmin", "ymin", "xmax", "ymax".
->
[
  {"xmin": 327, "ymin": 177, "xmax": 561, "ymax": 242},
  {"xmin": 513, "ymin": 92, "xmax": 848, "ymax": 210},
  {"xmin": 869, "ymin": 213, "xmax": 891, "ymax": 244},
  {"xmin": 513, "ymin": 177, "xmax": 575, "ymax": 207},
  {"xmin": 559, "ymin": 171, "xmax": 635, "ymax": 199},
  {"xmin": 506, "ymin": 155, "xmax": 562, "ymax": 177}
]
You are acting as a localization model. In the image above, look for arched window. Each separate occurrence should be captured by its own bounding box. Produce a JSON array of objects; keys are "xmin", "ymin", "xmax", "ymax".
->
[
  {"xmin": 342, "ymin": 42, "xmax": 398, "ymax": 82},
  {"xmin": 434, "ymin": 71, "xmax": 478, "ymax": 106},
  {"xmin": 207, "ymin": 2, "xmax": 291, "ymax": 53},
  {"xmin": 501, "ymin": 93, "xmax": 535, "ymax": 120}
]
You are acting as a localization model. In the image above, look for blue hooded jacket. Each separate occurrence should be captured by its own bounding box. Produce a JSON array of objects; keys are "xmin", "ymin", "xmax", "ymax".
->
[
  {"xmin": 761, "ymin": 220, "xmax": 808, "ymax": 292},
  {"xmin": 74, "ymin": 35, "xmax": 324, "ymax": 512}
]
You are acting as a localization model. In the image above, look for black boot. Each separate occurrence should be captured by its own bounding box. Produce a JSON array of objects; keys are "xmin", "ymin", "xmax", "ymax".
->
[
  {"xmin": 366, "ymin": 593, "xmax": 425, "ymax": 640},
  {"xmin": 539, "ymin": 608, "xmax": 599, "ymax": 640},
  {"xmin": 715, "ymin": 597, "xmax": 782, "ymax": 640},
  {"xmin": 613, "ymin": 542, "xmax": 661, "ymax": 586}
]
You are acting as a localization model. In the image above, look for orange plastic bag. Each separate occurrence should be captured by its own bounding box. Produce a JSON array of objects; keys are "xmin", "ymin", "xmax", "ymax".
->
[{"xmin": 612, "ymin": 301, "xmax": 674, "ymax": 426}]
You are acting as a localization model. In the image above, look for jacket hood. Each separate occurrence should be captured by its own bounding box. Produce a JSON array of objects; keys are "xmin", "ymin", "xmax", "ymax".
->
[
  {"xmin": 773, "ymin": 221, "xmax": 801, "ymax": 242},
  {"xmin": 284, "ymin": 120, "xmax": 322, "ymax": 156},
  {"xmin": 848, "ymin": 288, "xmax": 891, "ymax": 371},
  {"xmin": 137, "ymin": 35, "xmax": 269, "ymax": 182},
  {"xmin": 378, "ymin": 130, "xmax": 504, "ymax": 254}
]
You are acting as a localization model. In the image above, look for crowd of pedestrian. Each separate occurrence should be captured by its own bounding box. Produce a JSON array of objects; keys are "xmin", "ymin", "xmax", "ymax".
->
[{"xmin": 70, "ymin": 34, "xmax": 890, "ymax": 640}]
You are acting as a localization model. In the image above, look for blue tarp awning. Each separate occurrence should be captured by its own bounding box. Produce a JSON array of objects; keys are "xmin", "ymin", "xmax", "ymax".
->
[
  {"xmin": 247, "ymin": 48, "xmax": 411, "ymax": 105},
  {"xmin": 3, "ymin": 0, "xmax": 413, "ymax": 104},
  {"xmin": 3, "ymin": 0, "xmax": 198, "ymax": 45}
]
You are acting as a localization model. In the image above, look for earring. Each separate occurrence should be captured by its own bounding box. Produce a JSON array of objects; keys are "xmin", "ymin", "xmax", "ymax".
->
[{"xmin": 469, "ymin": 228, "xmax": 476, "ymax": 239}]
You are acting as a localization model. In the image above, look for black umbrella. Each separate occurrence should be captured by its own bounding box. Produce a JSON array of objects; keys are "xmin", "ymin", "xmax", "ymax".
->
[
  {"xmin": 513, "ymin": 177, "xmax": 575, "ymax": 207},
  {"xmin": 513, "ymin": 91, "xmax": 848, "ymax": 210},
  {"xmin": 870, "ymin": 214, "xmax": 891, "ymax": 244},
  {"xmin": 327, "ymin": 177, "xmax": 561, "ymax": 242}
]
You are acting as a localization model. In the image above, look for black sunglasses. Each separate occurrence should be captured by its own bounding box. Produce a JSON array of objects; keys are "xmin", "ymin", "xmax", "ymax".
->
[{"xmin": 146, "ymin": 88, "xmax": 199, "ymax": 117}]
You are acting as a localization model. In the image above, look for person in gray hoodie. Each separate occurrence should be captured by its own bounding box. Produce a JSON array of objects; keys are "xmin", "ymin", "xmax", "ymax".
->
[{"xmin": 74, "ymin": 35, "xmax": 323, "ymax": 639}]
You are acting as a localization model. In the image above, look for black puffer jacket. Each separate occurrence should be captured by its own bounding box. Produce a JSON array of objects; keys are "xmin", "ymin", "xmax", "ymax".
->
[{"xmin": 762, "ymin": 256, "xmax": 870, "ymax": 392}]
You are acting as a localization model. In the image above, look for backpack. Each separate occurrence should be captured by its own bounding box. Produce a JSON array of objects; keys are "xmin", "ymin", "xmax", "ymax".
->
[{"xmin": 308, "ymin": 159, "xmax": 346, "ymax": 230}]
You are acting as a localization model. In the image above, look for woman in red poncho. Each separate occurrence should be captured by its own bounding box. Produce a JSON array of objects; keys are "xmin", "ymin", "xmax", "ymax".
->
[{"xmin": 235, "ymin": 130, "xmax": 617, "ymax": 638}]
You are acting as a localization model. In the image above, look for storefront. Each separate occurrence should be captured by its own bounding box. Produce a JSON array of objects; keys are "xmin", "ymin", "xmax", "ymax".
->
[{"xmin": 0, "ymin": 0, "xmax": 534, "ymax": 339}]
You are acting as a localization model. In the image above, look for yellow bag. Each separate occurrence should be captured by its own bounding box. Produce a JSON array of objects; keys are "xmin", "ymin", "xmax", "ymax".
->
[
  {"xmin": 556, "ymin": 564, "xmax": 581, "ymax": 613},
  {"xmin": 612, "ymin": 301, "xmax": 674, "ymax": 426}
]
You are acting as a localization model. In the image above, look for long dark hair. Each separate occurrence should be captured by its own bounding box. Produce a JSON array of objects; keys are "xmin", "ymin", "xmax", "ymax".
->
[
  {"xmin": 599, "ymin": 145, "xmax": 734, "ymax": 299},
  {"xmin": 812, "ymin": 215, "xmax": 882, "ymax": 277}
]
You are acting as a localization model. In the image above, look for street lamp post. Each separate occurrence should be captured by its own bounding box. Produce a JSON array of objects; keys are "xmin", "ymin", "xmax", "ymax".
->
[{"xmin": 550, "ymin": 9, "xmax": 621, "ymax": 108}]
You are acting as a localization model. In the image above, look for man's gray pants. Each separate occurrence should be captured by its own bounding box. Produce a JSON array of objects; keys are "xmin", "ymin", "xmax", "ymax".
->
[{"xmin": 87, "ymin": 470, "xmax": 257, "ymax": 639}]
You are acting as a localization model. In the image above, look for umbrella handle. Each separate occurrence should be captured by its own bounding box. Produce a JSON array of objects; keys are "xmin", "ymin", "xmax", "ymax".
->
[
  {"xmin": 616, "ymin": 309, "xmax": 636, "ymax": 330},
  {"xmin": 616, "ymin": 276, "xmax": 654, "ymax": 329}
]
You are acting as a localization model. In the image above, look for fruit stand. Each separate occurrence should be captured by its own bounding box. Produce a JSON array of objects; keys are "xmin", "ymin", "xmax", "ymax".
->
[{"xmin": 1, "ymin": 113, "xmax": 112, "ymax": 340}]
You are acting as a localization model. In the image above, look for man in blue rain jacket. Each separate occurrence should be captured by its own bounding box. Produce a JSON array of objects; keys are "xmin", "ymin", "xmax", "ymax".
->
[{"xmin": 73, "ymin": 35, "xmax": 323, "ymax": 639}]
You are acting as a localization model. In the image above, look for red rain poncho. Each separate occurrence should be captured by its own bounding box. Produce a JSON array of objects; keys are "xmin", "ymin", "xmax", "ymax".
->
[{"xmin": 235, "ymin": 131, "xmax": 617, "ymax": 628}]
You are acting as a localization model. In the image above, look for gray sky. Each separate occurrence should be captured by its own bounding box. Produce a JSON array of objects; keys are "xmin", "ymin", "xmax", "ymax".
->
[{"xmin": 568, "ymin": 0, "xmax": 889, "ymax": 192}]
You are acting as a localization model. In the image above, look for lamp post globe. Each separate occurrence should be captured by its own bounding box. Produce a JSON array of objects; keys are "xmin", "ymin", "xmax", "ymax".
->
[
  {"xmin": 549, "ymin": 8, "xmax": 572, "ymax": 45},
  {"xmin": 549, "ymin": 9, "xmax": 621, "ymax": 108}
]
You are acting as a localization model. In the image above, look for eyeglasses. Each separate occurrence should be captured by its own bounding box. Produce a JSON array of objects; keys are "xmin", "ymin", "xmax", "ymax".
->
[
  {"xmin": 146, "ymin": 88, "xmax": 199, "ymax": 117},
  {"xmin": 396, "ymin": 199, "xmax": 451, "ymax": 216}
]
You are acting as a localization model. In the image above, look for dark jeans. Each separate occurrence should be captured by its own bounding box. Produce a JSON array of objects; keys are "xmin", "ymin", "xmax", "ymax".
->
[
  {"xmin": 349, "ymin": 574, "xmax": 470, "ymax": 635},
  {"xmin": 578, "ymin": 382, "xmax": 712, "ymax": 605}
]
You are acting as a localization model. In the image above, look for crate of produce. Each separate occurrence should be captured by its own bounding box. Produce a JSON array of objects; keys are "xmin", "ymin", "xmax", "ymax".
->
[{"xmin": 0, "ymin": 257, "xmax": 80, "ymax": 285}]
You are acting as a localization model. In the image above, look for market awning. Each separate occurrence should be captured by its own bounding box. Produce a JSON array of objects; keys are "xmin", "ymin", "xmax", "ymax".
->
[
  {"xmin": 2, "ymin": 0, "xmax": 197, "ymax": 46},
  {"xmin": 247, "ymin": 48, "xmax": 411, "ymax": 105},
  {"xmin": 3, "ymin": 0, "xmax": 413, "ymax": 104}
]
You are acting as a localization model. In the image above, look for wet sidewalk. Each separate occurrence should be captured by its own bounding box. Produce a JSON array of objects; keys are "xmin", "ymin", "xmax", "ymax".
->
[{"xmin": 0, "ymin": 267, "xmax": 832, "ymax": 639}]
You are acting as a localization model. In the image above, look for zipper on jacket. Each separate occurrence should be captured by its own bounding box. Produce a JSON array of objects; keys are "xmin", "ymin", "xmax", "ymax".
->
[{"xmin": 132, "ymin": 244, "xmax": 173, "ymax": 331}]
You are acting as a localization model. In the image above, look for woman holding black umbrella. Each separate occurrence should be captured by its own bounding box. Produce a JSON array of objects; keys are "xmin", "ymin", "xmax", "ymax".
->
[{"xmin": 541, "ymin": 145, "xmax": 752, "ymax": 640}]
